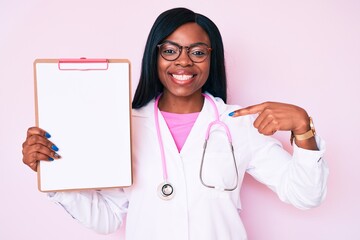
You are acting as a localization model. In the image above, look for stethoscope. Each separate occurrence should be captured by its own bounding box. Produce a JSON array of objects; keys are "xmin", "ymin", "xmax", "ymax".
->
[{"xmin": 154, "ymin": 93, "xmax": 239, "ymax": 200}]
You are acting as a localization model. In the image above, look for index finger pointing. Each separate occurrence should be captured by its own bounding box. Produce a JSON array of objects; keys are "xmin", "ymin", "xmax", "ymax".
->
[{"xmin": 229, "ymin": 104, "xmax": 265, "ymax": 117}]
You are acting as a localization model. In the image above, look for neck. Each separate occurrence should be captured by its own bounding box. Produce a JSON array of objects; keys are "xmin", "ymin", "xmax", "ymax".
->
[{"xmin": 158, "ymin": 91, "xmax": 204, "ymax": 113}]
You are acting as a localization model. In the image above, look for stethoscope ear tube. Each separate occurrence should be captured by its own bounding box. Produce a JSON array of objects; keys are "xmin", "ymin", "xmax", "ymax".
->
[
  {"xmin": 199, "ymin": 136, "xmax": 239, "ymax": 192},
  {"xmin": 199, "ymin": 139, "xmax": 213, "ymax": 189}
]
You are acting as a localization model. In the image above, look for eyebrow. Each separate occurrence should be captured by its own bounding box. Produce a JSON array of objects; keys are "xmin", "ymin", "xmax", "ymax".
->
[{"xmin": 161, "ymin": 40, "xmax": 210, "ymax": 48}]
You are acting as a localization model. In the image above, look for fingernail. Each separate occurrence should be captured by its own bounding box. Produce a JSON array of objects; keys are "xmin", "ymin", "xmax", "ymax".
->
[
  {"xmin": 54, "ymin": 153, "xmax": 61, "ymax": 159},
  {"xmin": 45, "ymin": 132, "xmax": 51, "ymax": 138},
  {"xmin": 228, "ymin": 111, "xmax": 235, "ymax": 117},
  {"xmin": 51, "ymin": 145, "xmax": 59, "ymax": 151},
  {"xmin": 48, "ymin": 157, "xmax": 54, "ymax": 161}
]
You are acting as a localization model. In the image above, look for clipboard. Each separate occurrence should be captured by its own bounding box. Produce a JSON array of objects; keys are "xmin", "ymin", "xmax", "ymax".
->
[{"xmin": 34, "ymin": 58, "xmax": 132, "ymax": 192}]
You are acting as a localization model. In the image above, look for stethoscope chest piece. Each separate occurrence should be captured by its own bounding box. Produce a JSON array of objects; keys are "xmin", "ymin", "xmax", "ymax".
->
[{"xmin": 158, "ymin": 182, "xmax": 174, "ymax": 200}]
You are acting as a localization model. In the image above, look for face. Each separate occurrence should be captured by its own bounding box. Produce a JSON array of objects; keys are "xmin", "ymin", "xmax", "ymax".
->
[{"xmin": 157, "ymin": 22, "xmax": 211, "ymax": 101}]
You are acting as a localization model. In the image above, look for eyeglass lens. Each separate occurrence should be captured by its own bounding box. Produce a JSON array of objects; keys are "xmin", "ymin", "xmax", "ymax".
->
[{"xmin": 158, "ymin": 42, "xmax": 211, "ymax": 63}]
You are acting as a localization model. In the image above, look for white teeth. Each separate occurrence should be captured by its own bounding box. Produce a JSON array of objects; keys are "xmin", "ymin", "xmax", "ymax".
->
[{"xmin": 172, "ymin": 74, "xmax": 193, "ymax": 81}]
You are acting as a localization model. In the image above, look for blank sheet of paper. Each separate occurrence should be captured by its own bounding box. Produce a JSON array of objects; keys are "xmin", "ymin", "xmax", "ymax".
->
[{"xmin": 34, "ymin": 59, "xmax": 132, "ymax": 192}]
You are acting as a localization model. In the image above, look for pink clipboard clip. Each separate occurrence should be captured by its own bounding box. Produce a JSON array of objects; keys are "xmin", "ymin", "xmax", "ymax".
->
[{"xmin": 58, "ymin": 58, "xmax": 109, "ymax": 70}]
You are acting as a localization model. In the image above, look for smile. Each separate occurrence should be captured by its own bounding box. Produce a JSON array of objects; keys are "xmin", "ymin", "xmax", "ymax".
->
[{"xmin": 171, "ymin": 74, "xmax": 195, "ymax": 81}]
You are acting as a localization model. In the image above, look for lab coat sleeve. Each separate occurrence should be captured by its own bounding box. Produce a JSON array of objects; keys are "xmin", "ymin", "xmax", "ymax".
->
[
  {"xmin": 246, "ymin": 125, "xmax": 329, "ymax": 210},
  {"xmin": 47, "ymin": 188, "xmax": 128, "ymax": 234}
]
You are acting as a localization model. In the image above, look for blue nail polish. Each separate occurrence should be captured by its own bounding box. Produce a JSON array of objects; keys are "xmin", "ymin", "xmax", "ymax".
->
[
  {"xmin": 228, "ymin": 112, "xmax": 234, "ymax": 117},
  {"xmin": 48, "ymin": 157, "xmax": 54, "ymax": 161},
  {"xmin": 51, "ymin": 145, "xmax": 59, "ymax": 151},
  {"xmin": 45, "ymin": 132, "xmax": 51, "ymax": 138}
]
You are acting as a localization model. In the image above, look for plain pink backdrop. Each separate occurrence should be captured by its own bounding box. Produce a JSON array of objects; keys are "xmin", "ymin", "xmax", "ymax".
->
[{"xmin": 1, "ymin": 0, "xmax": 359, "ymax": 239}]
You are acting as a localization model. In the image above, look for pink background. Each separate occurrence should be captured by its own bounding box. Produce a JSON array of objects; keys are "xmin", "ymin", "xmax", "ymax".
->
[{"xmin": 1, "ymin": 0, "xmax": 359, "ymax": 239}]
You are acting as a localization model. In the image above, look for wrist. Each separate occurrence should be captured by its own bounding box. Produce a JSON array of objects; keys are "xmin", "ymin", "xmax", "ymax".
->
[
  {"xmin": 290, "ymin": 117, "xmax": 316, "ymax": 144},
  {"xmin": 292, "ymin": 116, "xmax": 311, "ymax": 135}
]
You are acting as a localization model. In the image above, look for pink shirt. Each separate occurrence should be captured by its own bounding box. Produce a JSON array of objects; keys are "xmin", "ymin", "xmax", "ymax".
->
[{"xmin": 161, "ymin": 111, "xmax": 200, "ymax": 152}]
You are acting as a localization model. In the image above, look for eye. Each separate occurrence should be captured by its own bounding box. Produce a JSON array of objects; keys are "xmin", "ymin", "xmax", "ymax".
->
[
  {"xmin": 189, "ymin": 46, "xmax": 209, "ymax": 57},
  {"xmin": 160, "ymin": 44, "xmax": 179, "ymax": 56},
  {"xmin": 163, "ymin": 49, "xmax": 177, "ymax": 55},
  {"xmin": 191, "ymin": 50, "xmax": 206, "ymax": 56}
]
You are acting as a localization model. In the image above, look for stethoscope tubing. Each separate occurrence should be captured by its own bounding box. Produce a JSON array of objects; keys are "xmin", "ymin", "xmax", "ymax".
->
[
  {"xmin": 154, "ymin": 93, "xmax": 239, "ymax": 199},
  {"xmin": 154, "ymin": 94, "xmax": 169, "ymax": 182}
]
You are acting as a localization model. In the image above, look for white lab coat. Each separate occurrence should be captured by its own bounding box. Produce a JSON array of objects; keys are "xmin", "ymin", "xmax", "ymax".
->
[{"xmin": 49, "ymin": 94, "xmax": 328, "ymax": 240}]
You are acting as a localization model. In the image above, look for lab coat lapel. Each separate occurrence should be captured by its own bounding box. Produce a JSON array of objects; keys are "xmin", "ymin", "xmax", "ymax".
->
[
  {"xmin": 180, "ymin": 94, "xmax": 226, "ymax": 156},
  {"xmin": 156, "ymin": 108, "xmax": 181, "ymax": 156}
]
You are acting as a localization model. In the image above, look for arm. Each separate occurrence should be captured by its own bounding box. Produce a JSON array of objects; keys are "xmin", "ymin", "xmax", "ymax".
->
[
  {"xmin": 230, "ymin": 102, "xmax": 329, "ymax": 209},
  {"xmin": 22, "ymin": 127, "xmax": 128, "ymax": 233},
  {"xmin": 247, "ymin": 133, "xmax": 328, "ymax": 209},
  {"xmin": 48, "ymin": 188, "xmax": 128, "ymax": 234}
]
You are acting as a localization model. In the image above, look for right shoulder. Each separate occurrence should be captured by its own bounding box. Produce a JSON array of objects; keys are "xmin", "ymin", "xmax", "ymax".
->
[{"xmin": 131, "ymin": 99, "xmax": 155, "ymax": 118}]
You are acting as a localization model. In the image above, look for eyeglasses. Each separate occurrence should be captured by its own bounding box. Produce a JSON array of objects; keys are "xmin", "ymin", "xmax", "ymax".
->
[{"xmin": 157, "ymin": 40, "xmax": 212, "ymax": 63}]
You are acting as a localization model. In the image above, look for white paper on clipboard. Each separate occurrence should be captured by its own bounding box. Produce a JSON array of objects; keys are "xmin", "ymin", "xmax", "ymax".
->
[{"xmin": 34, "ymin": 58, "xmax": 132, "ymax": 192}]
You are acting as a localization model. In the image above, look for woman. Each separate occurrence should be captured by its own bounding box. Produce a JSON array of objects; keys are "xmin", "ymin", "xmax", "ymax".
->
[{"xmin": 22, "ymin": 8, "xmax": 328, "ymax": 240}]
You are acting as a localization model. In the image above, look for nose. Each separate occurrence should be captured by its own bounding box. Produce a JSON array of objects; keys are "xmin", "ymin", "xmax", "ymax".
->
[{"xmin": 175, "ymin": 48, "xmax": 193, "ymax": 66}]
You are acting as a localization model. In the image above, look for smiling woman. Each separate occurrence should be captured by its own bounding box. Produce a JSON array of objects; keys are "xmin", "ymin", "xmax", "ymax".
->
[
  {"xmin": 21, "ymin": 7, "xmax": 328, "ymax": 240},
  {"xmin": 132, "ymin": 8, "xmax": 228, "ymax": 110},
  {"xmin": 156, "ymin": 23, "xmax": 211, "ymax": 113}
]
